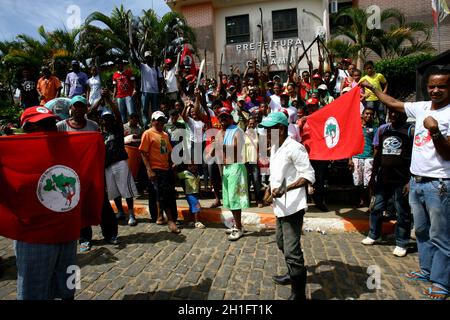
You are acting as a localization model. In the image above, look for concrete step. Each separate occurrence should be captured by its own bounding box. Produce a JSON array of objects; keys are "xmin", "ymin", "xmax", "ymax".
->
[{"xmin": 112, "ymin": 198, "xmax": 396, "ymax": 235}]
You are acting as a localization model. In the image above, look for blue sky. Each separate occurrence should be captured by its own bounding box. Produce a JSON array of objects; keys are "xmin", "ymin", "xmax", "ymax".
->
[{"xmin": 0, "ymin": 0, "xmax": 171, "ymax": 41}]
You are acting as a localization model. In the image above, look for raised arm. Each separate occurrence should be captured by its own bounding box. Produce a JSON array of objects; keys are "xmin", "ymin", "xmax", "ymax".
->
[{"xmin": 359, "ymin": 81, "xmax": 405, "ymax": 113}]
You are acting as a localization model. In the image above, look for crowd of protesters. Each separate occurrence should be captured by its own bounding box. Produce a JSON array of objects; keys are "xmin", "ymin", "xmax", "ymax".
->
[{"xmin": 1, "ymin": 48, "xmax": 449, "ymax": 301}]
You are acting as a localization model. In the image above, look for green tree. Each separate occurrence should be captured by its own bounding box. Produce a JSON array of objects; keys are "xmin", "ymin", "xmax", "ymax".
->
[{"xmin": 329, "ymin": 7, "xmax": 435, "ymax": 66}]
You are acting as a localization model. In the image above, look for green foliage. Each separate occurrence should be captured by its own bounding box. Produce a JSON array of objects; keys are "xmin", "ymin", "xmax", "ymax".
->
[
  {"xmin": 329, "ymin": 7, "xmax": 435, "ymax": 63},
  {"xmin": 374, "ymin": 53, "xmax": 434, "ymax": 99}
]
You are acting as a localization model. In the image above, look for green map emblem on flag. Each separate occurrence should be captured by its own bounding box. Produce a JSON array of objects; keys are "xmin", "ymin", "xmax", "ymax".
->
[
  {"xmin": 324, "ymin": 117, "xmax": 340, "ymax": 149},
  {"xmin": 36, "ymin": 165, "xmax": 81, "ymax": 213}
]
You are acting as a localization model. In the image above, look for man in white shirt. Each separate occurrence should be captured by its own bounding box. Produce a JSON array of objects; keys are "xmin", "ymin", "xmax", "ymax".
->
[
  {"xmin": 141, "ymin": 51, "xmax": 163, "ymax": 128},
  {"xmin": 259, "ymin": 112, "xmax": 315, "ymax": 300},
  {"xmin": 360, "ymin": 65, "xmax": 450, "ymax": 301},
  {"xmin": 163, "ymin": 58, "xmax": 179, "ymax": 105}
]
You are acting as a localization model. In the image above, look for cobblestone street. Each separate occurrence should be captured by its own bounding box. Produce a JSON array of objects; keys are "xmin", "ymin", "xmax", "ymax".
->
[{"xmin": 0, "ymin": 218, "xmax": 429, "ymax": 300}]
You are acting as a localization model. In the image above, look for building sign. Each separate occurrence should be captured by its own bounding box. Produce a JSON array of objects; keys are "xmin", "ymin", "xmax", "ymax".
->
[{"xmin": 230, "ymin": 38, "xmax": 311, "ymax": 70}]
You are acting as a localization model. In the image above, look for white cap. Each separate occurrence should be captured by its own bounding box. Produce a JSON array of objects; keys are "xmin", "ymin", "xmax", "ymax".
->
[
  {"xmin": 151, "ymin": 111, "xmax": 166, "ymax": 121},
  {"xmin": 318, "ymin": 84, "xmax": 328, "ymax": 91},
  {"xmin": 144, "ymin": 51, "xmax": 152, "ymax": 57}
]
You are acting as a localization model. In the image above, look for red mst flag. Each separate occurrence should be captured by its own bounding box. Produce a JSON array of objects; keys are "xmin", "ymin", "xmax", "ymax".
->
[
  {"xmin": 301, "ymin": 86, "xmax": 364, "ymax": 160},
  {"xmin": 180, "ymin": 44, "xmax": 197, "ymax": 76},
  {"xmin": 0, "ymin": 131, "xmax": 105, "ymax": 243}
]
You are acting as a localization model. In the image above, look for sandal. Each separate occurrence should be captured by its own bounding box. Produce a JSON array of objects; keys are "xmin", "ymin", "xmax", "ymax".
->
[
  {"xmin": 194, "ymin": 222, "xmax": 206, "ymax": 229},
  {"xmin": 404, "ymin": 271, "xmax": 429, "ymax": 282},
  {"xmin": 79, "ymin": 242, "xmax": 91, "ymax": 253},
  {"xmin": 168, "ymin": 222, "xmax": 181, "ymax": 234},
  {"xmin": 423, "ymin": 286, "xmax": 449, "ymax": 300},
  {"xmin": 209, "ymin": 201, "xmax": 221, "ymax": 208}
]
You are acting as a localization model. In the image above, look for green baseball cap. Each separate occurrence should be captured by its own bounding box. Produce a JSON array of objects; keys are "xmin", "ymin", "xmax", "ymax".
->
[
  {"xmin": 70, "ymin": 95, "xmax": 87, "ymax": 106},
  {"xmin": 258, "ymin": 112, "xmax": 289, "ymax": 128}
]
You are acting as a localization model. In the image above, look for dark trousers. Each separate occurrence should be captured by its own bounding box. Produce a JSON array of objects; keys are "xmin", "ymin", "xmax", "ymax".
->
[
  {"xmin": 276, "ymin": 210, "xmax": 306, "ymax": 277},
  {"xmin": 311, "ymin": 160, "xmax": 329, "ymax": 206},
  {"xmin": 80, "ymin": 192, "xmax": 118, "ymax": 243},
  {"xmin": 246, "ymin": 163, "xmax": 262, "ymax": 202},
  {"xmin": 148, "ymin": 169, "xmax": 178, "ymax": 221},
  {"xmin": 369, "ymin": 181, "xmax": 411, "ymax": 248}
]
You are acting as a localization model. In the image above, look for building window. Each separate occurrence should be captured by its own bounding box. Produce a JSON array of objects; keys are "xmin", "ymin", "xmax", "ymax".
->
[
  {"xmin": 272, "ymin": 9, "xmax": 298, "ymax": 39},
  {"xmin": 226, "ymin": 15, "xmax": 250, "ymax": 44}
]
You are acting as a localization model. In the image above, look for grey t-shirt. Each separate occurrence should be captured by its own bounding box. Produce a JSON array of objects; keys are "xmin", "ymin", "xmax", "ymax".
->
[{"xmin": 57, "ymin": 119, "xmax": 99, "ymax": 132}]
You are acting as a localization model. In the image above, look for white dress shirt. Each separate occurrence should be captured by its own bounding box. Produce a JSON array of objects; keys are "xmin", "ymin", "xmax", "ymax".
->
[{"xmin": 269, "ymin": 137, "xmax": 315, "ymax": 217}]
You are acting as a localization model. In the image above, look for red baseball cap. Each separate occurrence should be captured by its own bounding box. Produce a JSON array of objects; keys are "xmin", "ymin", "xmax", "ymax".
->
[
  {"xmin": 20, "ymin": 106, "xmax": 57, "ymax": 127},
  {"xmin": 306, "ymin": 98, "xmax": 319, "ymax": 105},
  {"xmin": 217, "ymin": 107, "xmax": 232, "ymax": 117},
  {"xmin": 342, "ymin": 58, "xmax": 352, "ymax": 64},
  {"xmin": 312, "ymin": 74, "xmax": 322, "ymax": 80},
  {"xmin": 279, "ymin": 108, "xmax": 289, "ymax": 118},
  {"xmin": 165, "ymin": 58, "xmax": 172, "ymax": 64}
]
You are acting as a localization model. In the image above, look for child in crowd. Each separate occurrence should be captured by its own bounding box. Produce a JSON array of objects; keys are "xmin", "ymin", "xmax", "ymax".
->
[
  {"xmin": 177, "ymin": 164, "xmax": 206, "ymax": 229},
  {"xmin": 349, "ymin": 107, "xmax": 377, "ymax": 208}
]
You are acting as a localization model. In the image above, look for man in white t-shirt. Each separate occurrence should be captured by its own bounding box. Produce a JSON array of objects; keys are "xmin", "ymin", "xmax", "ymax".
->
[
  {"xmin": 334, "ymin": 58, "xmax": 351, "ymax": 97},
  {"xmin": 141, "ymin": 51, "xmax": 163, "ymax": 128},
  {"xmin": 163, "ymin": 58, "xmax": 179, "ymax": 105},
  {"xmin": 86, "ymin": 66, "xmax": 102, "ymax": 107},
  {"xmin": 360, "ymin": 66, "xmax": 450, "ymax": 301}
]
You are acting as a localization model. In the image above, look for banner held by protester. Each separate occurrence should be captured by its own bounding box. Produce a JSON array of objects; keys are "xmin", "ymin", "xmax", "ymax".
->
[
  {"xmin": 0, "ymin": 131, "xmax": 105, "ymax": 243},
  {"xmin": 301, "ymin": 86, "xmax": 364, "ymax": 160}
]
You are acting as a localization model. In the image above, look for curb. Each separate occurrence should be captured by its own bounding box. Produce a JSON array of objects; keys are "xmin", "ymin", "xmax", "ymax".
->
[{"xmin": 111, "ymin": 202, "xmax": 396, "ymax": 234}]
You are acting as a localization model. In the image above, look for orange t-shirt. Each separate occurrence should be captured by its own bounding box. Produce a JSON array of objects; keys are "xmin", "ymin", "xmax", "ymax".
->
[
  {"xmin": 37, "ymin": 76, "xmax": 62, "ymax": 105},
  {"xmin": 139, "ymin": 127, "xmax": 173, "ymax": 170}
]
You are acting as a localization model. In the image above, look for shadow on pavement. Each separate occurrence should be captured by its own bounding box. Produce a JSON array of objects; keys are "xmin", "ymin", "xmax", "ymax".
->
[
  {"xmin": 116, "ymin": 231, "xmax": 187, "ymax": 246},
  {"xmin": 0, "ymin": 255, "xmax": 17, "ymax": 282},
  {"xmin": 77, "ymin": 247, "xmax": 119, "ymax": 267},
  {"xmin": 122, "ymin": 278, "xmax": 213, "ymax": 300},
  {"xmin": 307, "ymin": 260, "xmax": 376, "ymax": 300}
]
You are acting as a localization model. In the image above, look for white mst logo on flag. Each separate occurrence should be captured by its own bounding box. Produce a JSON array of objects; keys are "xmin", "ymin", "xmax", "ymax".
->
[
  {"xmin": 36, "ymin": 165, "xmax": 81, "ymax": 212},
  {"xmin": 324, "ymin": 117, "xmax": 340, "ymax": 149}
]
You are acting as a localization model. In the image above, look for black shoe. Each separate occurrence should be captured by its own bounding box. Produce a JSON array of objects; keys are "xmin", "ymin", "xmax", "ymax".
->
[
  {"xmin": 272, "ymin": 273, "xmax": 291, "ymax": 285},
  {"xmin": 289, "ymin": 272, "xmax": 307, "ymax": 301}
]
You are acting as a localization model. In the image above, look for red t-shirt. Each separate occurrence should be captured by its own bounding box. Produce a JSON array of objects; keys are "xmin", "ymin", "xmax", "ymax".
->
[
  {"xmin": 113, "ymin": 69, "xmax": 134, "ymax": 98},
  {"xmin": 300, "ymin": 82, "xmax": 312, "ymax": 100}
]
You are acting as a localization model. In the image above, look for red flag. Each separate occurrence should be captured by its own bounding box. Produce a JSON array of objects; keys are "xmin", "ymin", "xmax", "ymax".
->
[
  {"xmin": 301, "ymin": 87, "xmax": 364, "ymax": 160},
  {"xmin": 0, "ymin": 131, "xmax": 105, "ymax": 243},
  {"xmin": 180, "ymin": 44, "xmax": 197, "ymax": 76}
]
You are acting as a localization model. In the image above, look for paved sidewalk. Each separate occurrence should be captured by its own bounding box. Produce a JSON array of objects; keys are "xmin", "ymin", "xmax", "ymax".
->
[{"xmin": 0, "ymin": 218, "xmax": 430, "ymax": 300}]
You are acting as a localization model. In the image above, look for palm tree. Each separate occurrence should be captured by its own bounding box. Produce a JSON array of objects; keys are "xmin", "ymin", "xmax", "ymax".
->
[
  {"xmin": 329, "ymin": 7, "xmax": 435, "ymax": 66},
  {"xmin": 377, "ymin": 8, "xmax": 434, "ymax": 59},
  {"xmin": 83, "ymin": 5, "xmax": 143, "ymax": 67},
  {"xmin": 82, "ymin": 6, "xmax": 197, "ymax": 67}
]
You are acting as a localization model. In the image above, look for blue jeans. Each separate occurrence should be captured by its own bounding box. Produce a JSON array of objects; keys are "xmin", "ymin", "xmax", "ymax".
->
[
  {"xmin": 409, "ymin": 177, "xmax": 450, "ymax": 291},
  {"xmin": 368, "ymin": 181, "xmax": 411, "ymax": 248},
  {"xmin": 141, "ymin": 92, "xmax": 159, "ymax": 128},
  {"xmin": 364, "ymin": 100, "xmax": 385, "ymax": 124},
  {"xmin": 117, "ymin": 96, "xmax": 136, "ymax": 124},
  {"xmin": 14, "ymin": 240, "xmax": 77, "ymax": 300}
]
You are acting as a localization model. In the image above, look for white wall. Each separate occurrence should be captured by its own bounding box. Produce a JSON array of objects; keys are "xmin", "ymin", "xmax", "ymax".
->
[{"xmin": 214, "ymin": 0, "xmax": 328, "ymax": 74}]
